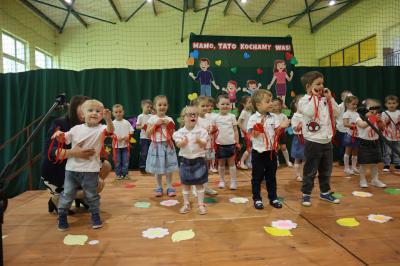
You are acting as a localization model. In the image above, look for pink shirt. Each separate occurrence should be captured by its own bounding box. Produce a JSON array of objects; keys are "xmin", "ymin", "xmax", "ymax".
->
[{"xmin": 275, "ymin": 71, "xmax": 286, "ymax": 84}]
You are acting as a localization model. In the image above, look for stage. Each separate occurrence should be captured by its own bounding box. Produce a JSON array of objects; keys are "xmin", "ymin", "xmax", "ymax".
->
[{"xmin": 3, "ymin": 165, "xmax": 400, "ymax": 265}]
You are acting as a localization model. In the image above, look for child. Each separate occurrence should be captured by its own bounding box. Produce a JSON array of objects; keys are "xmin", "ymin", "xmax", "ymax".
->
[
  {"xmin": 247, "ymin": 89, "xmax": 290, "ymax": 209},
  {"xmin": 213, "ymin": 94, "xmax": 239, "ymax": 190},
  {"xmin": 290, "ymin": 95, "xmax": 305, "ymax": 182},
  {"xmin": 336, "ymin": 90, "xmax": 352, "ymax": 166},
  {"xmin": 237, "ymin": 96, "xmax": 253, "ymax": 169},
  {"xmin": 356, "ymin": 99, "xmax": 386, "ymax": 188},
  {"xmin": 146, "ymin": 95, "xmax": 179, "ymax": 197},
  {"xmin": 112, "ymin": 104, "xmax": 134, "ymax": 180},
  {"xmin": 195, "ymin": 96, "xmax": 218, "ymax": 195},
  {"xmin": 136, "ymin": 99, "xmax": 153, "ymax": 174},
  {"xmin": 222, "ymin": 80, "xmax": 240, "ymax": 108},
  {"xmin": 53, "ymin": 99, "xmax": 114, "ymax": 231},
  {"xmin": 267, "ymin": 60, "xmax": 294, "ymax": 107},
  {"xmin": 242, "ymin": 80, "xmax": 260, "ymax": 96},
  {"xmin": 205, "ymin": 97, "xmax": 218, "ymax": 173},
  {"xmin": 342, "ymin": 95, "xmax": 360, "ymax": 175},
  {"xmin": 298, "ymin": 71, "xmax": 340, "ymax": 207},
  {"xmin": 189, "ymin": 58, "xmax": 220, "ymax": 96},
  {"xmin": 272, "ymin": 98, "xmax": 293, "ymax": 167},
  {"xmin": 382, "ymin": 95, "xmax": 400, "ymax": 173},
  {"xmin": 173, "ymin": 106, "xmax": 209, "ymax": 215}
]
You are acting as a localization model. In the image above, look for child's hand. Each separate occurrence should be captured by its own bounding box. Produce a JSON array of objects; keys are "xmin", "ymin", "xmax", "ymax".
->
[
  {"xmin": 215, "ymin": 85, "xmax": 220, "ymax": 90},
  {"xmin": 323, "ymin": 88, "xmax": 332, "ymax": 99},
  {"xmin": 267, "ymin": 84, "xmax": 272, "ymax": 90},
  {"xmin": 162, "ymin": 118, "xmax": 170, "ymax": 124},
  {"xmin": 51, "ymin": 130, "xmax": 64, "ymax": 141},
  {"xmin": 280, "ymin": 119, "xmax": 291, "ymax": 128},
  {"xmin": 156, "ymin": 119, "xmax": 164, "ymax": 126},
  {"xmin": 189, "ymin": 72, "xmax": 195, "ymax": 78},
  {"xmin": 289, "ymin": 71, "xmax": 294, "ymax": 77},
  {"xmin": 103, "ymin": 109, "xmax": 112, "ymax": 120},
  {"xmin": 180, "ymin": 136, "xmax": 189, "ymax": 147}
]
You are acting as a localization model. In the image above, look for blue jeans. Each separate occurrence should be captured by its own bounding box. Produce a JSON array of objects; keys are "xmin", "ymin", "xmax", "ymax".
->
[
  {"xmin": 58, "ymin": 171, "xmax": 100, "ymax": 215},
  {"xmin": 383, "ymin": 140, "xmax": 400, "ymax": 166},
  {"xmin": 139, "ymin": 139, "xmax": 150, "ymax": 170},
  {"xmin": 200, "ymin": 84, "xmax": 211, "ymax": 96},
  {"xmin": 115, "ymin": 147, "xmax": 129, "ymax": 176}
]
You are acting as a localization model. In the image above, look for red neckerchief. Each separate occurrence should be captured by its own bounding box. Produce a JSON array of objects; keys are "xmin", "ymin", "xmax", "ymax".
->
[
  {"xmin": 294, "ymin": 123, "xmax": 304, "ymax": 145},
  {"xmin": 367, "ymin": 116, "xmax": 377, "ymax": 138},
  {"xmin": 210, "ymin": 125, "xmax": 219, "ymax": 152},
  {"xmin": 350, "ymin": 123, "xmax": 358, "ymax": 143},
  {"xmin": 241, "ymin": 129, "xmax": 251, "ymax": 152},
  {"xmin": 151, "ymin": 121, "xmax": 175, "ymax": 149}
]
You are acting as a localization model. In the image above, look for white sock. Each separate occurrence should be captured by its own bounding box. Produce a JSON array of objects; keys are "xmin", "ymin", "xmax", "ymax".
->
[
  {"xmin": 359, "ymin": 165, "xmax": 366, "ymax": 182},
  {"xmin": 282, "ymin": 150, "xmax": 290, "ymax": 165},
  {"xmin": 155, "ymin": 174, "xmax": 162, "ymax": 188},
  {"xmin": 166, "ymin": 173, "xmax": 172, "ymax": 188},
  {"xmin": 229, "ymin": 166, "xmax": 237, "ymax": 184},
  {"xmin": 294, "ymin": 163, "xmax": 301, "ymax": 177},
  {"xmin": 344, "ymin": 154, "xmax": 350, "ymax": 170},
  {"xmin": 240, "ymin": 151, "xmax": 249, "ymax": 165},
  {"xmin": 218, "ymin": 165, "xmax": 225, "ymax": 182},
  {"xmin": 371, "ymin": 165, "xmax": 379, "ymax": 181},
  {"xmin": 351, "ymin": 156, "xmax": 358, "ymax": 169},
  {"xmin": 196, "ymin": 185, "xmax": 205, "ymax": 206},
  {"xmin": 182, "ymin": 189, "xmax": 190, "ymax": 205}
]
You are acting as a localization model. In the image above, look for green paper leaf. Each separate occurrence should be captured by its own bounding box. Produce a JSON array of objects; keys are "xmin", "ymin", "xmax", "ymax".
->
[
  {"xmin": 134, "ymin": 201, "xmax": 151, "ymax": 208},
  {"xmin": 384, "ymin": 188, "xmax": 400, "ymax": 195},
  {"xmin": 332, "ymin": 193, "xmax": 343, "ymax": 199},
  {"xmin": 204, "ymin": 197, "xmax": 217, "ymax": 203}
]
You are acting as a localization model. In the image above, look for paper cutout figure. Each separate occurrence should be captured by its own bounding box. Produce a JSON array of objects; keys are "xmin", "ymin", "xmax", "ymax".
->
[
  {"xmin": 124, "ymin": 183, "xmax": 136, "ymax": 189},
  {"xmin": 189, "ymin": 50, "xmax": 199, "ymax": 59},
  {"xmin": 189, "ymin": 58, "xmax": 220, "ymax": 96},
  {"xmin": 215, "ymin": 60, "xmax": 222, "ymax": 66},
  {"xmin": 271, "ymin": 220, "xmax": 297, "ymax": 230},
  {"xmin": 63, "ymin": 234, "xmax": 88, "ymax": 245},
  {"xmin": 352, "ymin": 191, "xmax": 373, "ymax": 197},
  {"xmin": 204, "ymin": 197, "xmax": 217, "ymax": 203},
  {"xmin": 336, "ymin": 218, "xmax": 360, "ymax": 227},
  {"xmin": 367, "ymin": 214, "xmax": 392, "ymax": 223},
  {"xmin": 229, "ymin": 197, "xmax": 249, "ymax": 204},
  {"xmin": 222, "ymin": 80, "xmax": 240, "ymax": 108},
  {"xmin": 88, "ymin": 240, "xmax": 99, "ymax": 245},
  {"xmin": 257, "ymin": 68, "xmax": 263, "ymax": 75},
  {"xmin": 134, "ymin": 201, "xmax": 151, "ymax": 208},
  {"xmin": 267, "ymin": 60, "xmax": 294, "ymax": 108},
  {"xmin": 160, "ymin": 200, "xmax": 179, "ymax": 206},
  {"xmin": 242, "ymin": 80, "xmax": 261, "ymax": 96},
  {"xmin": 290, "ymin": 56, "xmax": 298, "ymax": 65},
  {"xmin": 172, "ymin": 229, "xmax": 195, "ymax": 243},
  {"xmin": 142, "ymin": 227, "xmax": 169, "ymax": 239},
  {"xmin": 332, "ymin": 193, "xmax": 343, "ymax": 199},
  {"xmin": 188, "ymin": 93, "xmax": 198, "ymax": 102},
  {"xmin": 187, "ymin": 57, "xmax": 195, "ymax": 66},
  {"xmin": 384, "ymin": 188, "xmax": 400, "ymax": 195},
  {"xmin": 243, "ymin": 52, "xmax": 250, "ymax": 59},
  {"xmin": 172, "ymin": 182, "xmax": 182, "ymax": 187},
  {"xmin": 230, "ymin": 67, "xmax": 237, "ymax": 74},
  {"xmin": 264, "ymin": 226, "xmax": 292, "ymax": 237}
]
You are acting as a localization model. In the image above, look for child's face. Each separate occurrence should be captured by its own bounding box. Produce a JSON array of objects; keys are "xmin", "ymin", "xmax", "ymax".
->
[
  {"xmin": 248, "ymin": 83, "xmax": 257, "ymax": 90},
  {"xmin": 346, "ymin": 100, "xmax": 358, "ymax": 111},
  {"xmin": 217, "ymin": 98, "xmax": 231, "ymax": 114},
  {"xmin": 256, "ymin": 96, "xmax": 273, "ymax": 114},
  {"xmin": 84, "ymin": 104, "xmax": 104, "ymax": 125},
  {"xmin": 244, "ymin": 98, "xmax": 253, "ymax": 110},
  {"xmin": 112, "ymin": 107, "xmax": 124, "ymax": 120},
  {"xmin": 77, "ymin": 104, "xmax": 85, "ymax": 122},
  {"xmin": 198, "ymin": 101, "xmax": 208, "ymax": 116},
  {"xmin": 200, "ymin": 61, "xmax": 209, "ymax": 71},
  {"xmin": 227, "ymin": 82, "xmax": 236, "ymax": 90},
  {"xmin": 155, "ymin": 98, "xmax": 168, "ymax": 116},
  {"xmin": 206, "ymin": 102, "xmax": 214, "ymax": 113},
  {"xmin": 341, "ymin": 92, "xmax": 352, "ymax": 101},
  {"xmin": 142, "ymin": 103, "xmax": 152, "ymax": 114},
  {"xmin": 272, "ymin": 100, "xmax": 282, "ymax": 113},
  {"xmin": 306, "ymin": 77, "xmax": 324, "ymax": 95},
  {"xmin": 184, "ymin": 108, "xmax": 198, "ymax": 129},
  {"xmin": 385, "ymin": 99, "xmax": 398, "ymax": 111},
  {"xmin": 277, "ymin": 62, "xmax": 286, "ymax": 71}
]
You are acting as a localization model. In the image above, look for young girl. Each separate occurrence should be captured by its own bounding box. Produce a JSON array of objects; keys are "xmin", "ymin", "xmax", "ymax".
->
[
  {"xmin": 213, "ymin": 94, "xmax": 239, "ymax": 189},
  {"xmin": 205, "ymin": 97, "xmax": 218, "ymax": 173},
  {"xmin": 342, "ymin": 95, "xmax": 360, "ymax": 175},
  {"xmin": 336, "ymin": 90, "xmax": 353, "ymax": 166},
  {"xmin": 237, "ymin": 96, "xmax": 253, "ymax": 169},
  {"xmin": 222, "ymin": 80, "xmax": 240, "ymax": 108},
  {"xmin": 267, "ymin": 60, "xmax": 294, "ymax": 107},
  {"xmin": 356, "ymin": 99, "xmax": 386, "ymax": 188},
  {"xmin": 382, "ymin": 95, "xmax": 400, "ymax": 173},
  {"xmin": 290, "ymin": 95, "xmax": 305, "ymax": 182},
  {"xmin": 173, "ymin": 106, "xmax": 209, "ymax": 215},
  {"xmin": 52, "ymin": 99, "xmax": 114, "ymax": 231},
  {"xmin": 146, "ymin": 95, "xmax": 179, "ymax": 197},
  {"xmin": 272, "ymin": 98, "xmax": 293, "ymax": 167}
]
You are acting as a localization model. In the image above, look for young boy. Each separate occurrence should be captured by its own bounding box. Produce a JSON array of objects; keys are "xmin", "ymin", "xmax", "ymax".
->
[
  {"xmin": 382, "ymin": 95, "xmax": 400, "ymax": 173},
  {"xmin": 298, "ymin": 71, "xmax": 340, "ymax": 207},
  {"xmin": 112, "ymin": 104, "xmax": 134, "ymax": 180},
  {"xmin": 136, "ymin": 99, "xmax": 153, "ymax": 174},
  {"xmin": 247, "ymin": 89, "xmax": 290, "ymax": 210},
  {"xmin": 189, "ymin": 58, "xmax": 220, "ymax": 96}
]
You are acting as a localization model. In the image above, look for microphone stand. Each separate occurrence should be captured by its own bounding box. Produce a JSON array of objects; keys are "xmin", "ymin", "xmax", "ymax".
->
[{"xmin": 0, "ymin": 93, "xmax": 67, "ymax": 266}]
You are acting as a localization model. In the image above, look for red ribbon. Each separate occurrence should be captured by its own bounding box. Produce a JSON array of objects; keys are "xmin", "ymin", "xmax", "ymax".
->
[
  {"xmin": 47, "ymin": 127, "xmax": 67, "ymax": 164},
  {"xmin": 294, "ymin": 123, "xmax": 304, "ymax": 144},
  {"xmin": 350, "ymin": 123, "xmax": 358, "ymax": 143},
  {"xmin": 151, "ymin": 121, "xmax": 175, "ymax": 149},
  {"xmin": 241, "ymin": 130, "xmax": 251, "ymax": 152}
]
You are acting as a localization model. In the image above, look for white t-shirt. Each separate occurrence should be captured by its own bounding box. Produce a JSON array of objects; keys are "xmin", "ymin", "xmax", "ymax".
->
[
  {"xmin": 65, "ymin": 124, "xmax": 107, "ymax": 172},
  {"xmin": 173, "ymin": 125, "xmax": 208, "ymax": 159},
  {"xmin": 113, "ymin": 119, "xmax": 134, "ymax": 148},
  {"xmin": 342, "ymin": 110, "xmax": 360, "ymax": 135},
  {"xmin": 382, "ymin": 110, "xmax": 400, "ymax": 141},
  {"xmin": 247, "ymin": 112, "xmax": 279, "ymax": 152},
  {"xmin": 146, "ymin": 115, "xmax": 175, "ymax": 142},
  {"xmin": 336, "ymin": 102, "xmax": 346, "ymax": 133},
  {"xmin": 291, "ymin": 112, "xmax": 303, "ymax": 135},
  {"xmin": 136, "ymin": 113, "xmax": 152, "ymax": 139},
  {"xmin": 356, "ymin": 117, "xmax": 379, "ymax": 140},
  {"xmin": 205, "ymin": 112, "xmax": 218, "ymax": 121},
  {"xmin": 238, "ymin": 109, "xmax": 252, "ymax": 137},
  {"xmin": 212, "ymin": 113, "xmax": 237, "ymax": 145},
  {"xmin": 197, "ymin": 116, "xmax": 214, "ymax": 149}
]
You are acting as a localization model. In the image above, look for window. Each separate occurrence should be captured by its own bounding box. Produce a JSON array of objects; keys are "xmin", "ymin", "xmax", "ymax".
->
[
  {"xmin": 319, "ymin": 56, "xmax": 330, "ymax": 67},
  {"xmin": 35, "ymin": 49, "xmax": 53, "ymax": 69},
  {"xmin": 2, "ymin": 32, "xmax": 27, "ymax": 73},
  {"xmin": 360, "ymin": 35, "xmax": 376, "ymax": 62},
  {"xmin": 330, "ymin": 50, "xmax": 343, "ymax": 66},
  {"xmin": 344, "ymin": 44, "xmax": 359, "ymax": 66}
]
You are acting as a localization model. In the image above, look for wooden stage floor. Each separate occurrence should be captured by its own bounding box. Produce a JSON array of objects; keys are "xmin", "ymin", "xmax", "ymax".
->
[{"xmin": 4, "ymin": 164, "xmax": 400, "ymax": 266}]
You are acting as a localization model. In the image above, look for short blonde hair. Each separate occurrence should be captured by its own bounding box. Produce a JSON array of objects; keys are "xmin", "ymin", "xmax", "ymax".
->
[
  {"xmin": 251, "ymin": 89, "xmax": 272, "ymax": 111},
  {"xmin": 179, "ymin": 106, "xmax": 198, "ymax": 127},
  {"xmin": 112, "ymin": 104, "xmax": 123, "ymax": 110},
  {"xmin": 81, "ymin": 99, "xmax": 104, "ymax": 113},
  {"xmin": 153, "ymin": 95, "xmax": 168, "ymax": 107},
  {"xmin": 193, "ymin": 96, "xmax": 209, "ymax": 107}
]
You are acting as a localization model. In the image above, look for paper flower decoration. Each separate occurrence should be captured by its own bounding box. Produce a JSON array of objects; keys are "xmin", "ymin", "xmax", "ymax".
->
[
  {"xmin": 160, "ymin": 200, "xmax": 179, "ymax": 207},
  {"xmin": 243, "ymin": 52, "xmax": 250, "ymax": 59},
  {"xmin": 134, "ymin": 201, "xmax": 151, "ymax": 208},
  {"xmin": 257, "ymin": 68, "xmax": 263, "ymax": 75},
  {"xmin": 271, "ymin": 220, "xmax": 297, "ymax": 230},
  {"xmin": 384, "ymin": 188, "xmax": 400, "ymax": 195},
  {"xmin": 367, "ymin": 214, "xmax": 392, "ymax": 223},
  {"xmin": 187, "ymin": 93, "xmax": 198, "ymax": 101},
  {"xmin": 187, "ymin": 57, "xmax": 195, "ymax": 66},
  {"xmin": 229, "ymin": 197, "xmax": 249, "ymax": 204},
  {"xmin": 336, "ymin": 218, "xmax": 360, "ymax": 227},
  {"xmin": 142, "ymin": 227, "xmax": 169, "ymax": 239},
  {"xmin": 230, "ymin": 67, "xmax": 237, "ymax": 74},
  {"xmin": 88, "ymin": 240, "xmax": 99, "ymax": 245},
  {"xmin": 189, "ymin": 50, "xmax": 199, "ymax": 59},
  {"xmin": 352, "ymin": 191, "xmax": 373, "ymax": 197},
  {"xmin": 264, "ymin": 226, "xmax": 292, "ymax": 237},
  {"xmin": 215, "ymin": 60, "xmax": 222, "ymax": 66},
  {"xmin": 63, "ymin": 234, "xmax": 88, "ymax": 245},
  {"xmin": 171, "ymin": 229, "xmax": 195, "ymax": 243}
]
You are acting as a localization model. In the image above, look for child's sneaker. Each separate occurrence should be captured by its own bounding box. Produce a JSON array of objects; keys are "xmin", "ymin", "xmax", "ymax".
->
[
  {"xmin": 205, "ymin": 187, "xmax": 218, "ymax": 195},
  {"xmin": 218, "ymin": 181, "xmax": 225, "ymax": 189},
  {"xmin": 371, "ymin": 179, "xmax": 386, "ymax": 188},
  {"xmin": 383, "ymin": 165, "xmax": 390, "ymax": 172},
  {"xmin": 253, "ymin": 200, "xmax": 264, "ymax": 210},
  {"xmin": 319, "ymin": 192, "xmax": 340, "ymax": 204},
  {"xmin": 296, "ymin": 176, "xmax": 303, "ymax": 182},
  {"xmin": 287, "ymin": 161, "xmax": 293, "ymax": 167},
  {"xmin": 139, "ymin": 169, "xmax": 147, "ymax": 175},
  {"xmin": 179, "ymin": 204, "xmax": 191, "ymax": 214},
  {"xmin": 116, "ymin": 176, "xmax": 123, "ymax": 180},
  {"xmin": 210, "ymin": 167, "xmax": 218, "ymax": 173},
  {"xmin": 352, "ymin": 168, "xmax": 359, "ymax": 174},
  {"xmin": 238, "ymin": 162, "xmax": 248, "ymax": 170},
  {"xmin": 198, "ymin": 204, "xmax": 207, "ymax": 215},
  {"xmin": 229, "ymin": 180, "xmax": 237, "ymax": 190},
  {"xmin": 344, "ymin": 168, "xmax": 354, "ymax": 175},
  {"xmin": 270, "ymin": 199, "xmax": 282, "ymax": 209},
  {"xmin": 154, "ymin": 187, "xmax": 163, "ymax": 197},
  {"xmin": 302, "ymin": 194, "xmax": 311, "ymax": 207},
  {"xmin": 91, "ymin": 213, "xmax": 103, "ymax": 229},
  {"xmin": 167, "ymin": 188, "xmax": 176, "ymax": 197},
  {"xmin": 359, "ymin": 178, "xmax": 368, "ymax": 188},
  {"xmin": 58, "ymin": 214, "xmax": 69, "ymax": 231}
]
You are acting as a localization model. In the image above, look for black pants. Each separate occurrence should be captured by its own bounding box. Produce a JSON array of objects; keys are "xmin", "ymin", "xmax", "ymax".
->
[
  {"xmin": 301, "ymin": 140, "xmax": 333, "ymax": 195},
  {"xmin": 139, "ymin": 138, "xmax": 151, "ymax": 170},
  {"xmin": 251, "ymin": 150, "xmax": 278, "ymax": 202}
]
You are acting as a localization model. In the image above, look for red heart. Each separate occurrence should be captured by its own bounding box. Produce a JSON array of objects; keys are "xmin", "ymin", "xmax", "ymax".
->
[
  {"xmin": 257, "ymin": 68, "xmax": 263, "ymax": 75},
  {"xmin": 285, "ymin": 52, "xmax": 293, "ymax": 61},
  {"xmin": 368, "ymin": 115, "xmax": 377, "ymax": 124}
]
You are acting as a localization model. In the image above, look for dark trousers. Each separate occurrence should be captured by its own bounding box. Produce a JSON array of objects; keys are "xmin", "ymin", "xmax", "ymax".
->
[
  {"xmin": 302, "ymin": 140, "xmax": 333, "ymax": 195},
  {"xmin": 336, "ymin": 131, "xmax": 345, "ymax": 163},
  {"xmin": 139, "ymin": 138, "xmax": 151, "ymax": 170},
  {"xmin": 251, "ymin": 150, "xmax": 278, "ymax": 202}
]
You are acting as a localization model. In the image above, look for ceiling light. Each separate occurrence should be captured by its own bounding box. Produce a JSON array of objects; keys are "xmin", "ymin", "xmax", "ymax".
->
[
  {"xmin": 328, "ymin": 0, "xmax": 336, "ymax": 6},
  {"xmin": 147, "ymin": 0, "xmax": 153, "ymax": 3},
  {"xmin": 64, "ymin": 0, "xmax": 73, "ymax": 4},
  {"xmin": 241, "ymin": 0, "xmax": 247, "ymax": 3}
]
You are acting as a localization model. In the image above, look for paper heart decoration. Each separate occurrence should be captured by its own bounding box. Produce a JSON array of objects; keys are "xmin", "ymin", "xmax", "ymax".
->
[
  {"xmin": 134, "ymin": 201, "xmax": 151, "ymax": 208},
  {"xmin": 230, "ymin": 67, "xmax": 237, "ymax": 74},
  {"xmin": 368, "ymin": 115, "xmax": 377, "ymax": 124},
  {"xmin": 215, "ymin": 60, "xmax": 222, "ymax": 66},
  {"xmin": 332, "ymin": 192, "xmax": 343, "ymax": 199},
  {"xmin": 204, "ymin": 197, "xmax": 217, "ymax": 203},
  {"xmin": 285, "ymin": 52, "xmax": 293, "ymax": 61},
  {"xmin": 264, "ymin": 226, "xmax": 292, "ymax": 237},
  {"xmin": 124, "ymin": 183, "xmax": 136, "ymax": 189},
  {"xmin": 188, "ymin": 93, "xmax": 198, "ymax": 101},
  {"xmin": 172, "ymin": 182, "xmax": 181, "ymax": 187},
  {"xmin": 257, "ymin": 68, "xmax": 263, "ymax": 75},
  {"xmin": 290, "ymin": 90, "xmax": 296, "ymax": 97},
  {"xmin": 171, "ymin": 229, "xmax": 195, "ymax": 243},
  {"xmin": 130, "ymin": 137, "xmax": 136, "ymax": 143},
  {"xmin": 229, "ymin": 197, "xmax": 248, "ymax": 204},
  {"xmin": 290, "ymin": 56, "xmax": 298, "ymax": 65},
  {"xmin": 189, "ymin": 50, "xmax": 199, "ymax": 59},
  {"xmin": 336, "ymin": 218, "xmax": 360, "ymax": 227},
  {"xmin": 384, "ymin": 188, "xmax": 400, "ymax": 195},
  {"xmin": 243, "ymin": 52, "xmax": 250, "ymax": 59},
  {"xmin": 187, "ymin": 57, "xmax": 195, "ymax": 66}
]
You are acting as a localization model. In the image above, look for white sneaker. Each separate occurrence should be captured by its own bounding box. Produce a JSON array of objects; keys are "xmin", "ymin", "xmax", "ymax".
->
[
  {"xmin": 344, "ymin": 168, "xmax": 355, "ymax": 175},
  {"xmin": 180, "ymin": 204, "xmax": 191, "ymax": 214},
  {"xmin": 218, "ymin": 181, "xmax": 225, "ymax": 189},
  {"xmin": 205, "ymin": 187, "xmax": 218, "ymax": 195},
  {"xmin": 287, "ymin": 161, "xmax": 293, "ymax": 167},
  {"xmin": 371, "ymin": 179, "xmax": 386, "ymax": 188},
  {"xmin": 359, "ymin": 178, "xmax": 368, "ymax": 188},
  {"xmin": 229, "ymin": 181, "xmax": 237, "ymax": 190},
  {"xmin": 296, "ymin": 176, "xmax": 303, "ymax": 182},
  {"xmin": 238, "ymin": 162, "xmax": 248, "ymax": 170},
  {"xmin": 352, "ymin": 168, "xmax": 359, "ymax": 174},
  {"xmin": 210, "ymin": 167, "xmax": 218, "ymax": 173}
]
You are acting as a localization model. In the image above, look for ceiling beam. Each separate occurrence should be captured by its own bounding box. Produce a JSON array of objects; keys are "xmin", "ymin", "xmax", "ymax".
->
[
  {"xmin": 59, "ymin": 0, "xmax": 74, "ymax": 33},
  {"xmin": 312, "ymin": 0, "xmax": 359, "ymax": 32},
  {"xmin": 181, "ymin": 0, "xmax": 187, "ymax": 42},
  {"xmin": 195, "ymin": 0, "xmax": 226, "ymax": 12},
  {"xmin": 200, "ymin": 0, "xmax": 212, "ymax": 34},
  {"xmin": 108, "ymin": 0, "xmax": 122, "ymax": 21},
  {"xmin": 304, "ymin": 0, "xmax": 313, "ymax": 33},
  {"xmin": 19, "ymin": 0, "xmax": 62, "ymax": 32},
  {"xmin": 255, "ymin": 0, "xmax": 275, "ymax": 22},
  {"xmin": 152, "ymin": 0, "xmax": 157, "ymax": 16},
  {"xmin": 157, "ymin": 0, "xmax": 183, "ymax": 12},
  {"xmin": 233, "ymin": 0, "xmax": 253, "ymax": 22},
  {"xmin": 223, "ymin": 0, "xmax": 233, "ymax": 16},
  {"xmin": 288, "ymin": 0, "xmax": 321, "ymax": 28},
  {"xmin": 59, "ymin": 0, "xmax": 88, "ymax": 28},
  {"xmin": 125, "ymin": 0, "xmax": 147, "ymax": 22}
]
